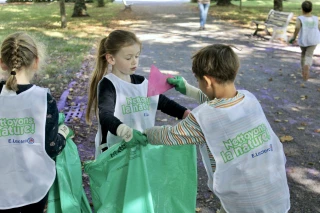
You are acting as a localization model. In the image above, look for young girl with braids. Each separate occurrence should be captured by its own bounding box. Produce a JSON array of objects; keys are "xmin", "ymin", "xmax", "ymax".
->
[
  {"xmin": 0, "ymin": 32, "xmax": 74, "ymax": 213},
  {"xmin": 86, "ymin": 29, "xmax": 191, "ymax": 157}
]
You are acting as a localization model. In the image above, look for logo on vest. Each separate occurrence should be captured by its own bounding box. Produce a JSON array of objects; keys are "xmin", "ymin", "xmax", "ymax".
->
[
  {"xmin": 0, "ymin": 117, "xmax": 35, "ymax": 137},
  {"xmin": 220, "ymin": 124, "xmax": 271, "ymax": 163},
  {"xmin": 122, "ymin": 96, "xmax": 151, "ymax": 115},
  {"xmin": 8, "ymin": 137, "xmax": 35, "ymax": 144}
]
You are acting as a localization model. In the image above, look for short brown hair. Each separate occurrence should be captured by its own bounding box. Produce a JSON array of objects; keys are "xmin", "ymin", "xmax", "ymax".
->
[
  {"xmin": 192, "ymin": 44, "xmax": 240, "ymax": 84},
  {"xmin": 302, "ymin": 1, "xmax": 312, "ymax": 13}
]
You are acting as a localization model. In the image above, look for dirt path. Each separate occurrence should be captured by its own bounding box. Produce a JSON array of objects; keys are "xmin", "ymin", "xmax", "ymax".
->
[{"xmin": 65, "ymin": 2, "xmax": 320, "ymax": 212}]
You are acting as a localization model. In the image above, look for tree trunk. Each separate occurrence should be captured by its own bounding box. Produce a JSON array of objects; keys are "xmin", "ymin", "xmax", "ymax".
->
[
  {"xmin": 274, "ymin": 0, "xmax": 283, "ymax": 11},
  {"xmin": 72, "ymin": 0, "xmax": 89, "ymax": 17},
  {"xmin": 60, "ymin": 0, "xmax": 67, "ymax": 28},
  {"xmin": 216, "ymin": 0, "xmax": 231, "ymax": 6},
  {"xmin": 97, "ymin": 0, "xmax": 105, "ymax": 7}
]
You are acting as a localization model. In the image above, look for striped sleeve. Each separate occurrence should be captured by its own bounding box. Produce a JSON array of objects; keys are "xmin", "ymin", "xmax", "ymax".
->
[
  {"xmin": 145, "ymin": 113, "xmax": 206, "ymax": 146},
  {"xmin": 198, "ymin": 91, "xmax": 210, "ymax": 104}
]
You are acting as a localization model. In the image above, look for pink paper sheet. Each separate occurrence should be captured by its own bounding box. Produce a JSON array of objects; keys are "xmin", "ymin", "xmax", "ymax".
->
[{"xmin": 147, "ymin": 65, "xmax": 174, "ymax": 97}]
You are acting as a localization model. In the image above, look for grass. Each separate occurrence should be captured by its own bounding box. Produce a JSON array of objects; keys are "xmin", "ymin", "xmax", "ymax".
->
[
  {"xmin": 0, "ymin": 1, "xmax": 122, "ymax": 96},
  {"xmin": 208, "ymin": 0, "xmax": 320, "ymax": 34}
]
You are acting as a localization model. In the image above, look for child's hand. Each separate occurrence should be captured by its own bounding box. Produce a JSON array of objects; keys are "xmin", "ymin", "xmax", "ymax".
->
[
  {"xmin": 125, "ymin": 130, "xmax": 148, "ymax": 148},
  {"xmin": 117, "ymin": 124, "xmax": 148, "ymax": 148},
  {"xmin": 58, "ymin": 124, "xmax": 75, "ymax": 139},
  {"xmin": 289, "ymin": 38, "xmax": 295, "ymax": 44},
  {"xmin": 167, "ymin": 76, "xmax": 187, "ymax": 95}
]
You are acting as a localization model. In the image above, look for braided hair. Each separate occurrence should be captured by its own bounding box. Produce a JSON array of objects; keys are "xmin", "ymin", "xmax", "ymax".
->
[{"xmin": 1, "ymin": 32, "xmax": 39, "ymax": 91}]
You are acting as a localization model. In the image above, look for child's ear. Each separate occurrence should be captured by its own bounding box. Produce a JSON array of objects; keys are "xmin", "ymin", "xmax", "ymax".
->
[
  {"xmin": 106, "ymin": 54, "xmax": 115, "ymax": 65},
  {"xmin": 32, "ymin": 58, "xmax": 39, "ymax": 71},
  {"xmin": 0, "ymin": 59, "xmax": 9, "ymax": 71},
  {"xmin": 203, "ymin": 75, "xmax": 214, "ymax": 88}
]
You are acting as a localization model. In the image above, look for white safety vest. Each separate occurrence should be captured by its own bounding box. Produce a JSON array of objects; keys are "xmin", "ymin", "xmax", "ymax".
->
[
  {"xmin": 95, "ymin": 73, "xmax": 159, "ymax": 158},
  {"xmin": 298, "ymin": 15, "xmax": 320, "ymax": 47},
  {"xmin": 0, "ymin": 85, "xmax": 56, "ymax": 209},
  {"xmin": 192, "ymin": 90, "xmax": 290, "ymax": 213}
]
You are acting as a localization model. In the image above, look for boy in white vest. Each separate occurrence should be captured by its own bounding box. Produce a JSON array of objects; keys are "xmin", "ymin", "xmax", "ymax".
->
[
  {"xmin": 289, "ymin": 1, "xmax": 320, "ymax": 81},
  {"xmin": 0, "ymin": 32, "xmax": 74, "ymax": 212},
  {"xmin": 144, "ymin": 44, "xmax": 291, "ymax": 213}
]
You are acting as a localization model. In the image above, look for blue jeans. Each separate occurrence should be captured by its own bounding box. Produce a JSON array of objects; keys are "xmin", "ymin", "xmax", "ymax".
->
[{"xmin": 198, "ymin": 3, "xmax": 210, "ymax": 27}]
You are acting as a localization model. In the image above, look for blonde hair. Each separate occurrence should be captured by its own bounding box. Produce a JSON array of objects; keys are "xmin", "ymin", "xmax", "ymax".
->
[
  {"xmin": 86, "ymin": 30, "xmax": 141, "ymax": 124},
  {"xmin": 192, "ymin": 44, "xmax": 240, "ymax": 84},
  {"xmin": 0, "ymin": 32, "xmax": 43, "ymax": 91}
]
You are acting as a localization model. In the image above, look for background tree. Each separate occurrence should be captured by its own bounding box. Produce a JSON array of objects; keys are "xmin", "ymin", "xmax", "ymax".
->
[
  {"xmin": 72, "ymin": 0, "xmax": 89, "ymax": 17},
  {"xmin": 216, "ymin": 0, "xmax": 231, "ymax": 6},
  {"xmin": 274, "ymin": 0, "xmax": 283, "ymax": 11},
  {"xmin": 97, "ymin": 0, "xmax": 105, "ymax": 7},
  {"xmin": 60, "ymin": 0, "xmax": 67, "ymax": 28}
]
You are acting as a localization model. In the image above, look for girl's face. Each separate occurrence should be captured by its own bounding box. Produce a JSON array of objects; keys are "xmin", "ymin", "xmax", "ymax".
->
[{"xmin": 109, "ymin": 43, "xmax": 141, "ymax": 76}]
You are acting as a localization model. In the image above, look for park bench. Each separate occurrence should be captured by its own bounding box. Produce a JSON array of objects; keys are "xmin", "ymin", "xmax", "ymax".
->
[
  {"xmin": 122, "ymin": 0, "xmax": 132, "ymax": 11},
  {"xmin": 252, "ymin": 9, "xmax": 293, "ymax": 42}
]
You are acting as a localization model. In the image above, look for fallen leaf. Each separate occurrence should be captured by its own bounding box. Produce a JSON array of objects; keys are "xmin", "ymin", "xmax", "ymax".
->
[
  {"xmin": 280, "ymin": 135, "xmax": 293, "ymax": 142},
  {"xmin": 300, "ymin": 83, "xmax": 306, "ymax": 88},
  {"xmin": 300, "ymin": 95, "xmax": 308, "ymax": 100},
  {"xmin": 297, "ymin": 127, "xmax": 305, "ymax": 130},
  {"xmin": 195, "ymin": 208, "xmax": 201, "ymax": 212},
  {"xmin": 274, "ymin": 119, "xmax": 282, "ymax": 123},
  {"xmin": 315, "ymin": 129, "xmax": 320, "ymax": 133},
  {"xmin": 300, "ymin": 122, "xmax": 307, "ymax": 126},
  {"xmin": 274, "ymin": 97, "xmax": 280, "ymax": 100}
]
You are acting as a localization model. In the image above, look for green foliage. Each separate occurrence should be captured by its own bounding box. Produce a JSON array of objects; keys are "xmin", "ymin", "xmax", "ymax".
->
[
  {"xmin": 0, "ymin": 2, "xmax": 122, "ymax": 93},
  {"xmin": 210, "ymin": 0, "xmax": 320, "ymax": 28}
]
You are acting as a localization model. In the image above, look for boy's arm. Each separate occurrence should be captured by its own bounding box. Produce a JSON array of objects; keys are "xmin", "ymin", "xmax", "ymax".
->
[
  {"xmin": 167, "ymin": 76, "xmax": 210, "ymax": 104},
  {"xmin": 290, "ymin": 18, "xmax": 301, "ymax": 42},
  {"xmin": 144, "ymin": 113, "xmax": 206, "ymax": 145}
]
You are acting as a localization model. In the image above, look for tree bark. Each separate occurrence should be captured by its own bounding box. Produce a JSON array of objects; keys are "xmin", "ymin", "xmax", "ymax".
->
[
  {"xmin": 97, "ymin": 0, "xmax": 105, "ymax": 7},
  {"xmin": 72, "ymin": 0, "xmax": 90, "ymax": 17},
  {"xmin": 60, "ymin": 0, "xmax": 67, "ymax": 28},
  {"xmin": 216, "ymin": 0, "xmax": 231, "ymax": 6},
  {"xmin": 274, "ymin": 0, "xmax": 283, "ymax": 11}
]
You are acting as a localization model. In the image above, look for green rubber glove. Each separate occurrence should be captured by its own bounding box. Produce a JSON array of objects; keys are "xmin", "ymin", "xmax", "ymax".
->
[
  {"xmin": 167, "ymin": 76, "xmax": 187, "ymax": 95},
  {"xmin": 58, "ymin": 113, "xmax": 65, "ymax": 125},
  {"xmin": 58, "ymin": 124, "xmax": 75, "ymax": 139},
  {"xmin": 289, "ymin": 38, "xmax": 295, "ymax": 44},
  {"xmin": 125, "ymin": 129, "xmax": 148, "ymax": 148},
  {"xmin": 117, "ymin": 124, "xmax": 148, "ymax": 148}
]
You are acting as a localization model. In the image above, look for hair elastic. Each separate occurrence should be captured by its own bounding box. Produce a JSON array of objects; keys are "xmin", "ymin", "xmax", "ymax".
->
[{"xmin": 10, "ymin": 71, "xmax": 16, "ymax": 75}]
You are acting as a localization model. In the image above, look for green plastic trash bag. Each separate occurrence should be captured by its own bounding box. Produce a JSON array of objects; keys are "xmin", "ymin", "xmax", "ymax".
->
[
  {"xmin": 47, "ymin": 113, "xmax": 92, "ymax": 213},
  {"xmin": 84, "ymin": 142, "xmax": 197, "ymax": 213}
]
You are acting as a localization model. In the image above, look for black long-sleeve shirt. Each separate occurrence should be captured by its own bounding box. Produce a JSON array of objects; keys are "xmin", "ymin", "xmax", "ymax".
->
[
  {"xmin": 0, "ymin": 81, "xmax": 66, "ymax": 158},
  {"xmin": 98, "ymin": 74, "xmax": 188, "ymax": 145}
]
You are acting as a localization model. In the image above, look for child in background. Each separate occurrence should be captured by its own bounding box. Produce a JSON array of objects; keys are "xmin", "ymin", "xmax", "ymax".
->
[
  {"xmin": 289, "ymin": 0, "xmax": 320, "ymax": 81},
  {"xmin": 144, "ymin": 44, "xmax": 291, "ymax": 213},
  {"xmin": 85, "ymin": 29, "xmax": 190, "ymax": 157},
  {"xmin": 0, "ymin": 32, "xmax": 73, "ymax": 213},
  {"xmin": 198, "ymin": 0, "xmax": 210, "ymax": 30}
]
